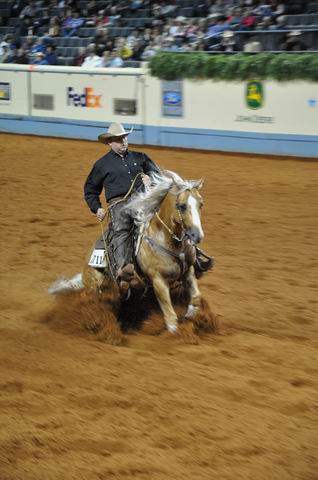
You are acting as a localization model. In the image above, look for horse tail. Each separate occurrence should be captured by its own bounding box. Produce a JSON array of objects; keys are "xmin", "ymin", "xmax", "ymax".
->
[{"xmin": 48, "ymin": 273, "xmax": 84, "ymax": 295}]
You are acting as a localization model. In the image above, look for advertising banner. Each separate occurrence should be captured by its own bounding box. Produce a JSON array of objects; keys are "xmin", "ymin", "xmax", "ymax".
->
[
  {"xmin": 0, "ymin": 69, "xmax": 29, "ymax": 115},
  {"xmin": 30, "ymin": 70, "xmax": 144, "ymax": 125}
]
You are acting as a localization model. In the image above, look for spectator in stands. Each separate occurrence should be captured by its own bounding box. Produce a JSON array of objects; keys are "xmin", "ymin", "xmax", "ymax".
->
[
  {"xmin": 30, "ymin": 37, "xmax": 46, "ymax": 57},
  {"xmin": 95, "ymin": 9, "xmax": 111, "ymax": 30},
  {"xmin": 107, "ymin": 48, "xmax": 124, "ymax": 67},
  {"xmin": 130, "ymin": 0, "xmax": 144, "ymax": 11},
  {"xmin": 126, "ymin": 29, "xmax": 141, "ymax": 48},
  {"xmin": 48, "ymin": 16, "xmax": 61, "ymax": 37},
  {"xmin": 73, "ymin": 46, "xmax": 86, "ymax": 66},
  {"xmin": 253, "ymin": 1, "xmax": 273, "ymax": 18},
  {"xmin": 107, "ymin": 4, "xmax": 123, "ymax": 25},
  {"xmin": 141, "ymin": 39, "xmax": 158, "ymax": 59},
  {"xmin": 62, "ymin": 10, "xmax": 85, "ymax": 37},
  {"xmin": 151, "ymin": 2, "xmax": 164, "ymax": 27},
  {"xmin": 95, "ymin": 28, "xmax": 114, "ymax": 56},
  {"xmin": 226, "ymin": 7, "xmax": 242, "ymax": 30},
  {"xmin": 160, "ymin": 2, "xmax": 178, "ymax": 18},
  {"xmin": 45, "ymin": 45, "xmax": 58, "ymax": 65},
  {"xmin": 21, "ymin": 34, "xmax": 34, "ymax": 56},
  {"xmin": 86, "ymin": 0, "xmax": 100, "ymax": 17},
  {"xmin": 0, "ymin": 35, "xmax": 10, "ymax": 57},
  {"xmin": 272, "ymin": 14, "xmax": 288, "ymax": 29},
  {"xmin": 19, "ymin": 15, "xmax": 35, "ymax": 36},
  {"xmin": 279, "ymin": 30, "xmax": 308, "ymax": 51},
  {"xmin": 130, "ymin": 38, "xmax": 145, "ymax": 60},
  {"xmin": 243, "ymin": 36, "xmax": 262, "ymax": 52},
  {"xmin": 161, "ymin": 35, "xmax": 180, "ymax": 51},
  {"xmin": 255, "ymin": 15, "xmax": 273, "ymax": 29},
  {"xmin": 205, "ymin": 14, "xmax": 229, "ymax": 47},
  {"xmin": 120, "ymin": 40, "xmax": 134, "ymax": 60},
  {"xmin": 240, "ymin": 7, "xmax": 257, "ymax": 30},
  {"xmin": 0, "ymin": 45, "xmax": 11, "ymax": 63},
  {"xmin": 169, "ymin": 17, "xmax": 187, "ymax": 38},
  {"xmin": 184, "ymin": 19, "xmax": 200, "ymax": 43},
  {"xmin": 81, "ymin": 44, "xmax": 102, "ymax": 67},
  {"xmin": 216, "ymin": 30, "xmax": 239, "ymax": 51},
  {"xmin": 12, "ymin": 0, "xmax": 28, "ymax": 18},
  {"xmin": 32, "ymin": 51, "xmax": 49, "ymax": 65},
  {"xmin": 209, "ymin": 0, "xmax": 225, "ymax": 16},
  {"xmin": 33, "ymin": 7, "xmax": 50, "ymax": 36},
  {"xmin": 19, "ymin": 1, "xmax": 36, "ymax": 20},
  {"xmin": 16, "ymin": 47, "xmax": 29, "ymax": 64},
  {"xmin": 194, "ymin": 1, "xmax": 210, "ymax": 18},
  {"xmin": 272, "ymin": 1, "xmax": 286, "ymax": 17},
  {"xmin": 100, "ymin": 50, "xmax": 111, "ymax": 67},
  {"xmin": 140, "ymin": 27, "xmax": 153, "ymax": 45}
]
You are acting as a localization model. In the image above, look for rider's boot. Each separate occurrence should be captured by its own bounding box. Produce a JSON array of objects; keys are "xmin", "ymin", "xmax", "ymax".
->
[
  {"xmin": 117, "ymin": 263, "xmax": 144, "ymax": 289},
  {"xmin": 194, "ymin": 247, "xmax": 215, "ymax": 278}
]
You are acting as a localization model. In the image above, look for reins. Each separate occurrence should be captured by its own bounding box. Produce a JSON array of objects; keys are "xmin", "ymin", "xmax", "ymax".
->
[{"xmin": 154, "ymin": 212, "xmax": 185, "ymax": 243}]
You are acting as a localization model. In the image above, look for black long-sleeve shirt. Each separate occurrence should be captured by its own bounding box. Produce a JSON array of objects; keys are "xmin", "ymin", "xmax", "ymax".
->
[{"xmin": 84, "ymin": 149, "xmax": 160, "ymax": 213}]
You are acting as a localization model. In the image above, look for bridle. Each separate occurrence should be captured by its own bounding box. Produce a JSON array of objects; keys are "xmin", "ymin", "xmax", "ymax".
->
[{"xmin": 144, "ymin": 189, "xmax": 198, "ymax": 274}]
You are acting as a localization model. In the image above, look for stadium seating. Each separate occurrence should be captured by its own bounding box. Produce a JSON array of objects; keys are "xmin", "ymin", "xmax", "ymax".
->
[{"xmin": 0, "ymin": 0, "xmax": 318, "ymax": 66}]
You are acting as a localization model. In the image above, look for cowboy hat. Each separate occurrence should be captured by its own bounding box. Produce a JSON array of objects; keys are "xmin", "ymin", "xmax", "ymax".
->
[
  {"xmin": 222, "ymin": 30, "xmax": 234, "ymax": 38},
  {"xmin": 288, "ymin": 29, "xmax": 302, "ymax": 37},
  {"xmin": 98, "ymin": 122, "xmax": 133, "ymax": 144}
]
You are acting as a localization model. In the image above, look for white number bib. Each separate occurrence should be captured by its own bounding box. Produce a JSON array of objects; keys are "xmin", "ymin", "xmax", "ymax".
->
[{"xmin": 88, "ymin": 249, "xmax": 107, "ymax": 268}]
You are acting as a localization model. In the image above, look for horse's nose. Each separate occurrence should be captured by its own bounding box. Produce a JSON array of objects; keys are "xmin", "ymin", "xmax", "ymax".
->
[{"xmin": 187, "ymin": 227, "xmax": 204, "ymax": 244}]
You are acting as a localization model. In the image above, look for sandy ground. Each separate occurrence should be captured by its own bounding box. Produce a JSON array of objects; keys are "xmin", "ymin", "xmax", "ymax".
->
[{"xmin": 0, "ymin": 133, "xmax": 317, "ymax": 480}]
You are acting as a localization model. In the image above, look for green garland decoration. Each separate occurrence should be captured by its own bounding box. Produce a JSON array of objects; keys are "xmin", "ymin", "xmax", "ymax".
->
[{"xmin": 149, "ymin": 52, "xmax": 318, "ymax": 82}]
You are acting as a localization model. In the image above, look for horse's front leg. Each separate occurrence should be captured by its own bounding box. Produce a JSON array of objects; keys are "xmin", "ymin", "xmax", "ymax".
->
[
  {"xmin": 183, "ymin": 266, "xmax": 202, "ymax": 320},
  {"xmin": 152, "ymin": 274, "xmax": 178, "ymax": 333}
]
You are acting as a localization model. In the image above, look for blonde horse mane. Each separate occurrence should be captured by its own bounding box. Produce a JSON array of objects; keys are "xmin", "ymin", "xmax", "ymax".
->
[{"xmin": 124, "ymin": 170, "xmax": 203, "ymax": 227}]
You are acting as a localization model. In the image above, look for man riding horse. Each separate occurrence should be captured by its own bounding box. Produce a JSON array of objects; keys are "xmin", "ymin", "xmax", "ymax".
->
[{"xmin": 84, "ymin": 122, "xmax": 213, "ymax": 295}]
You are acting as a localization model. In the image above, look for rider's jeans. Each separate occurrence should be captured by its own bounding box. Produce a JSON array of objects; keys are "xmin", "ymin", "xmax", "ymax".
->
[{"xmin": 108, "ymin": 198, "xmax": 134, "ymax": 272}]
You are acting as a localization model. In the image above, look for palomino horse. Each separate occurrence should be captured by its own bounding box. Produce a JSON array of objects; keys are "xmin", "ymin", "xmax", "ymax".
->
[{"xmin": 50, "ymin": 171, "xmax": 206, "ymax": 333}]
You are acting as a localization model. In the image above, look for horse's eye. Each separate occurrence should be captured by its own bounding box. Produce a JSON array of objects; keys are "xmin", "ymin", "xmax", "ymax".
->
[
  {"xmin": 199, "ymin": 201, "xmax": 204, "ymax": 209},
  {"xmin": 177, "ymin": 203, "xmax": 187, "ymax": 213}
]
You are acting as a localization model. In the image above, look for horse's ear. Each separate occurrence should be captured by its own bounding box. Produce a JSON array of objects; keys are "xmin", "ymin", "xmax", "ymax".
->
[
  {"xmin": 170, "ymin": 184, "xmax": 179, "ymax": 195},
  {"xmin": 197, "ymin": 179, "xmax": 204, "ymax": 190}
]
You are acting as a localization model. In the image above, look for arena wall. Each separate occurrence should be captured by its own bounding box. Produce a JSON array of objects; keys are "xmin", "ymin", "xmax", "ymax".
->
[{"xmin": 0, "ymin": 64, "xmax": 317, "ymax": 157}]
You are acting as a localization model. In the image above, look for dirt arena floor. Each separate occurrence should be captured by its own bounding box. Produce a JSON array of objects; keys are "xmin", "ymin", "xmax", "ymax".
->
[{"xmin": 0, "ymin": 133, "xmax": 317, "ymax": 480}]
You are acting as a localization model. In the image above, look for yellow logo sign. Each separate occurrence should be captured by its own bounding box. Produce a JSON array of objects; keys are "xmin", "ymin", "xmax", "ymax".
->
[{"xmin": 246, "ymin": 81, "xmax": 264, "ymax": 109}]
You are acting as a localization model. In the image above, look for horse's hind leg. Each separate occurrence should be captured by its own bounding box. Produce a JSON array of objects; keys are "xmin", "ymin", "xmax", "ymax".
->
[
  {"xmin": 152, "ymin": 274, "xmax": 178, "ymax": 333},
  {"xmin": 82, "ymin": 264, "xmax": 105, "ymax": 291},
  {"xmin": 183, "ymin": 267, "xmax": 202, "ymax": 319}
]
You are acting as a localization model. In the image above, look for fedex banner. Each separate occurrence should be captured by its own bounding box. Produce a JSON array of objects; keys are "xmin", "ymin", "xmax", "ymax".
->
[{"xmin": 30, "ymin": 69, "xmax": 144, "ymax": 123}]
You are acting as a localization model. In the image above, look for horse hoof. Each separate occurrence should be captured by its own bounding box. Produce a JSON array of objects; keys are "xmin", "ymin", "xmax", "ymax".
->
[
  {"xmin": 167, "ymin": 324, "xmax": 178, "ymax": 334},
  {"xmin": 184, "ymin": 304, "xmax": 198, "ymax": 319}
]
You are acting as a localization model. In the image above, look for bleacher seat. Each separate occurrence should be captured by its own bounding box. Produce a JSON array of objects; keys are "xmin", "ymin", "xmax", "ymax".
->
[
  {"xmin": 123, "ymin": 60, "xmax": 141, "ymax": 67},
  {"xmin": 78, "ymin": 27, "xmax": 97, "ymax": 37},
  {"xmin": 0, "ymin": 26, "xmax": 15, "ymax": 35},
  {"xmin": 0, "ymin": 8, "xmax": 10, "ymax": 17},
  {"xmin": 178, "ymin": 7, "xmax": 194, "ymax": 17},
  {"xmin": 176, "ymin": 0, "xmax": 194, "ymax": 6},
  {"xmin": 8, "ymin": 17, "xmax": 20, "ymax": 27},
  {"xmin": 306, "ymin": 2, "xmax": 318, "ymax": 13},
  {"xmin": 121, "ymin": 18, "xmax": 151, "ymax": 28},
  {"xmin": 127, "ymin": 8, "xmax": 151, "ymax": 18},
  {"xmin": 57, "ymin": 56, "xmax": 73, "ymax": 66},
  {"xmin": 286, "ymin": 14, "xmax": 318, "ymax": 27}
]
